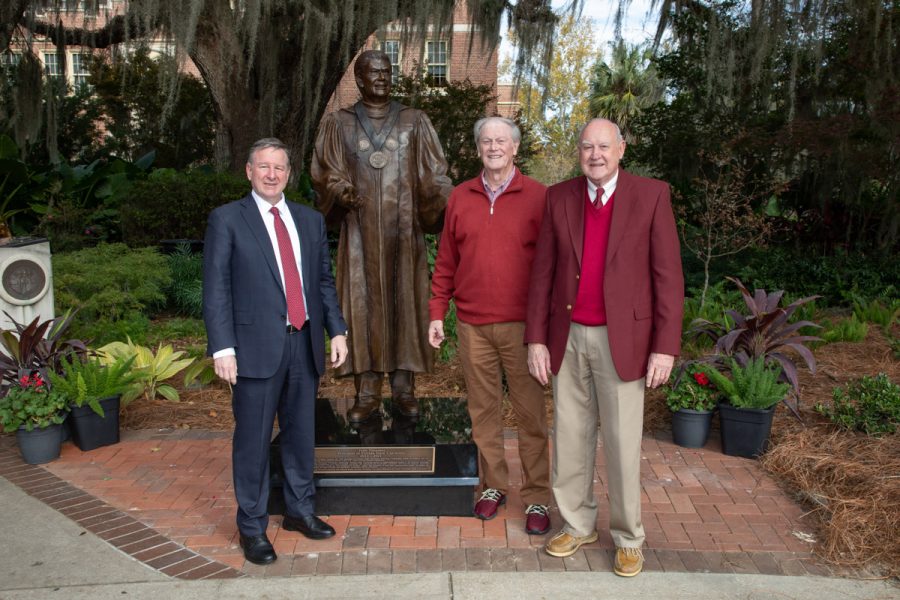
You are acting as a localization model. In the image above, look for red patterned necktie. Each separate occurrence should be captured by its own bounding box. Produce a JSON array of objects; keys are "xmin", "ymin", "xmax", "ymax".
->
[
  {"xmin": 593, "ymin": 187, "xmax": 605, "ymax": 207},
  {"xmin": 270, "ymin": 207, "xmax": 306, "ymax": 327}
]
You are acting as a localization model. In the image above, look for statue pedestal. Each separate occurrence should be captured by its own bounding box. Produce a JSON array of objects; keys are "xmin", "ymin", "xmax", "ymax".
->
[{"xmin": 269, "ymin": 397, "xmax": 478, "ymax": 516}]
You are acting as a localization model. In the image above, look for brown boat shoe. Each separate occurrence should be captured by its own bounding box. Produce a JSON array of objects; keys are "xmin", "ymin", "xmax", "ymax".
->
[
  {"xmin": 614, "ymin": 546, "xmax": 644, "ymax": 577},
  {"xmin": 544, "ymin": 530, "xmax": 599, "ymax": 557}
]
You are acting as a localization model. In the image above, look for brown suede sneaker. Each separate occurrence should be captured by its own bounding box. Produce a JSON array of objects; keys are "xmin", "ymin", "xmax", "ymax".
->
[
  {"xmin": 614, "ymin": 546, "xmax": 644, "ymax": 577},
  {"xmin": 544, "ymin": 530, "xmax": 599, "ymax": 557}
]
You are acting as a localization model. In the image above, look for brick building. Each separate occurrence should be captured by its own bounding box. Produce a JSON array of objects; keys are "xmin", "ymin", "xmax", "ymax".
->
[{"xmin": 325, "ymin": 1, "xmax": 519, "ymax": 118}]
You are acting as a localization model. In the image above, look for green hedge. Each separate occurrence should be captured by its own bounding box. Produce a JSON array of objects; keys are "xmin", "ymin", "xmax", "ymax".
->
[
  {"xmin": 52, "ymin": 243, "xmax": 171, "ymax": 343},
  {"xmin": 118, "ymin": 169, "xmax": 248, "ymax": 247}
]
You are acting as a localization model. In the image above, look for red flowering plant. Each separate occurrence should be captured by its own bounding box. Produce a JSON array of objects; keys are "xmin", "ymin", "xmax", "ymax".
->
[
  {"xmin": 0, "ymin": 372, "xmax": 68, "ymax": 432},
  {"xmin": 665, "ymin": 365, "xmax": 719, "ymax": 412}
]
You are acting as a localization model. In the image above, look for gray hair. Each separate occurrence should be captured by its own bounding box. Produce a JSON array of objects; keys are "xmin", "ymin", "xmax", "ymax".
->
[
  {"xmin": 247, "ymin": 138, "xmax": 291, "ymax": 166},
  {"xmin": 473, "ymin": 116, "xmax": 521, "ymax": 146},
  {"xmin": 577, "ymin": 119, "xmax": 624, "ymax": 143}
]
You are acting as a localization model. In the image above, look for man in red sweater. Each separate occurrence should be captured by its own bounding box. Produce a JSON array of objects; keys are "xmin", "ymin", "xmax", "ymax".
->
[
  {"xmin": 429, "ymin": 116, "xmax": 551, "ymax": 535},
  {"xmin": 525, "ymin": 119, "xmax": 684, "ymax": 576}
]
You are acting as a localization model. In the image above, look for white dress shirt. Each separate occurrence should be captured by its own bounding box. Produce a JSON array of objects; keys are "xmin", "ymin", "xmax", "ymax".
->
[
  {"xmin": 212, "ymin": 192, "xmax": 309, "ymax": 359},
  {"xmin": 586, "ymin": 169, "xmax": 619, "ymax": 206}
]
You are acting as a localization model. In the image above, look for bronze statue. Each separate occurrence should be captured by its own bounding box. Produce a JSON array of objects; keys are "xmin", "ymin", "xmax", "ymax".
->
[{"xmin": 312, "ymin": 50, "xmax": 453, "ymax": 427}]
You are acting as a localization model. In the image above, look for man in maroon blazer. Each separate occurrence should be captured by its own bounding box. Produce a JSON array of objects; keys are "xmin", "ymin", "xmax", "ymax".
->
[{"xmin": 525, "ymin": 118, "xmax": 684, "ymax": 577}]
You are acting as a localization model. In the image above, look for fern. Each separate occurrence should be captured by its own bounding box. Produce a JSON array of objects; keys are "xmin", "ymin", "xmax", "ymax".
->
[
  {"xmin": 48, "ymin": 355, "xmax": 138, "ymax": 417},
  {"xmin": 700, "ymin": 358, "xmax": 790, "ymax": 410}
]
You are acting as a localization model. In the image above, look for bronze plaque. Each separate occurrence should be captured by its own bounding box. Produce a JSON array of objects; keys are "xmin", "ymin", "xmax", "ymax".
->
[
  {"xmin": 2, "ymin": 259, "xmax": 46, "ymax": 302},
  {"xmin": 314, "ymin": 446, "xmax": 435, "ymax": 474}
]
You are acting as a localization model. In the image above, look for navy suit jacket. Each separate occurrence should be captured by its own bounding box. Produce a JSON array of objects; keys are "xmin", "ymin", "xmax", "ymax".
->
[{"xmin": 203, "ymin": 194, "xmax": 347, "ymax": 379}]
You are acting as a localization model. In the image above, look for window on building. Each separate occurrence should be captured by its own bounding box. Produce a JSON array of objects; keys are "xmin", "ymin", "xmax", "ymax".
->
[
  {"xmin": 71, "ymin": 53, "xmax": 91, "ymax": 88},
  {"xmin": 43, "ymin": 52, "xmax": 62, "ymax": 80},
  {"xmin": 2, "ymin": 52, "xmax": 21, "ymax": 82},
  {"xmin": 425, "ymin": 40, "xmax": 448, "ymax": 86},
  {"xmin": 381, "ymin": 40, "xmax": 400, "ymax": 83}
]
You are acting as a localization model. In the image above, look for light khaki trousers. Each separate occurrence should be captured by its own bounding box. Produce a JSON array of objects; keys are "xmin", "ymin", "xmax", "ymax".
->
[
  {"xmin": 552, "ymin": 323, "xmax": 645, "ymax": 548},
  {"xmin": 457, "ymin": 320, "xmax": 551, "ymax": 506}
]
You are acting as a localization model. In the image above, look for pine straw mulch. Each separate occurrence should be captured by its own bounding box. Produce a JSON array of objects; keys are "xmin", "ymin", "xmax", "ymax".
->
[
  {"xmin": 759, "ymin": 327, "xmax": 900, "ymax": 578},
  {"xmin": 120, "ymin": 327, "xmax": 899, "ymax": 576}
]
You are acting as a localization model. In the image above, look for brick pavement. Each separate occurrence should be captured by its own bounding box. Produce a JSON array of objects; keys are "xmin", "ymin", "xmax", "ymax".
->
[{"xmin": 0, "ymin": 428, "xmax": 837, "ymax": 579}]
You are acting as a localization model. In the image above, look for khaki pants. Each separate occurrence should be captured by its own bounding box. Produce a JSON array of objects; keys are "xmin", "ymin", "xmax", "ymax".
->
[
  {"xmin": 457, "ymin": 320, "xmax": 551, "ymax": 506},
  {"xmin": 552, "ymin": 323, "xmax": 645, "ymax": 548}
]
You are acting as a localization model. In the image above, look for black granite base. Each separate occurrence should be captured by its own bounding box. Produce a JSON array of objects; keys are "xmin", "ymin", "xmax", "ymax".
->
[{"xmin": 268, "ymin": 397, "xmax": 479, "ymax": 517}]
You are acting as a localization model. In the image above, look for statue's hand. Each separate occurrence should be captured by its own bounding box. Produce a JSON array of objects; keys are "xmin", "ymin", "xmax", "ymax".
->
[{"xmin": 340, "ymin": 188, "xmax": 366, "ymax": 209}]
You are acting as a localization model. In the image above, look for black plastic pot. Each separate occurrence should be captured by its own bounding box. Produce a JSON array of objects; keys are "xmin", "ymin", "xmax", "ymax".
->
[
  {"xmin": 718, "ymin": 402, "xmax": 775, "ymax": 458},
  {"xmin": 671, "ymin": 408, "xmax": 714, "ymax": 448},
  {"xmin": 69, "ymin": 396, "xmax": 121, "ymax": 451},
  {"xmin": 16, "ymin": 422, "xmax": 63, "ymax": 464}
]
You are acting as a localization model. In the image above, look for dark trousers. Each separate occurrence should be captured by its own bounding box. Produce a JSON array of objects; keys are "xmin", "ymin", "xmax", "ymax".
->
[{"xmin": 231, "ymin": 327, "xmax": 318, "ymax": 536}]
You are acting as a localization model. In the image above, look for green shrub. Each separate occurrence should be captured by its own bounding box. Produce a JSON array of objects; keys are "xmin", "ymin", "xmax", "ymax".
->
[
  {"xmin": 822, "ymin": 315, "xmax": 869, "ymax": 343},
  {"xmin": 118, "ymin": 168, "xmax": 307, "ymax": 247},
  {"xmin": 53, "ymin": 243, "xmax": 170, "ymax": 342},
  {"xmin": 852, "ymin": 296, "xmax": 900, "ymax": 332},
  {"xmin": 816, "ymin": 373, "xmax": 900, "ymax": 436},
  {"xmin": 166, "ymin": 245, "xmax": 203, "ymax": 318},
  {"xmin": 728, "ymin": 247, "xmax": 899, "ymax": 307},
  {"xmin": 118, "ymin": 169, "xmax": 246, "ymax": 247}
]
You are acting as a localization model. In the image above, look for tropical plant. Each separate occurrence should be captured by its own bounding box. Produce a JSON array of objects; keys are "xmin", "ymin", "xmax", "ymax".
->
[
  {"xmin": 181, "ymin": 356, "xmax": 217, "ymax": 389},
  {"xmin": 47, "ymin": 355, "xmax": 138, "ymax": 417},
  {"xmin": 0, "ymin": 372, "xmax": 68, "ymax": 432},
  {"xmin": 665, "ymin": 366, "xmax": 718, "ymax": 412},
  {"xmin": 688, "ymin": 277, "xmax": 822, "ymax": 418},
  {"xmin": 588, "ymin": 40, "xmax": 663, "ymax": 140},
  {"xmin": 0, "ymin": 311, "xmax": 87, "ymax": 385},
  {"xmin": 700, "ymin": 358, "xmax": 791, "ymax": 411},
  {"xmin": 97, "ymin": 339, "xmax": 195, "ymax": 404},
  {"xmin": 816, "ymin": 374, "xmax": 900, "ymax": 436}
]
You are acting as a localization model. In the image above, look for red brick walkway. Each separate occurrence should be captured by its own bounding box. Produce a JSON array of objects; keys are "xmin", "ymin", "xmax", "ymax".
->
[{"xmin": 0, "ymin": 428, "xmax": 835, "ymax": 579}]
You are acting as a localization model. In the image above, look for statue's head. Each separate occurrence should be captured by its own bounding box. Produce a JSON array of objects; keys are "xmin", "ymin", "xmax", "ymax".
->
[{"xmin": 354, "ymin": 50, "xmax": 393, "ymax": 103}]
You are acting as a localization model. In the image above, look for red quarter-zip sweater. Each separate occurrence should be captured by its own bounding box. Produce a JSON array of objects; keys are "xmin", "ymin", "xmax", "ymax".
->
[{"xmin": 430, "ymin": 169, "xmax": 547, "ymax": 324}]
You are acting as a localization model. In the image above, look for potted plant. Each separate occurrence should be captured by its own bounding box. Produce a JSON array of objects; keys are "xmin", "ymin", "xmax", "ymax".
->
[
  {"xmin": 0, "ymin": 372, "xmax": 68, "ymax": 464},
  {"xmin": 688, "ymin": 277, "xmax": 822, "ymax": 419},
  {"xmin": 48, "ymin": 355, "xmax": 137, "ymax": 451},
  {"xmin": 666, "ymin": 366, "xmax": 718, "ymax": 448},
  {"xmin": 700, "ymin": 358, "xmax": 791, "ymax": 458}
]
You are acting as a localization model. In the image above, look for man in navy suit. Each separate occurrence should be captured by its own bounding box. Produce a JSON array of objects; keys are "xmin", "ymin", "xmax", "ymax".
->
[{"xmin": 203, "ymin": 138, "xmax": 349, "ymax": 565}]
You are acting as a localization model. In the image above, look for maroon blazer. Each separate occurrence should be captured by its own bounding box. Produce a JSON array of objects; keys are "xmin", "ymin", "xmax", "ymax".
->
[{"xmin": 524, "ymin": 170, "xmax": 684, "ymax": 381}]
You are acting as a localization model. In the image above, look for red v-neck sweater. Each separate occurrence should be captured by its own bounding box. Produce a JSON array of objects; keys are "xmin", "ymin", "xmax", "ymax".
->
[{"xmin": 571, "ymin": 187, "xmax": 615, "ymax": 326}]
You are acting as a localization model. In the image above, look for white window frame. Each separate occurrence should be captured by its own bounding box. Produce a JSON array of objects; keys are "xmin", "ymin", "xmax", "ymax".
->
[
  {"xmin": 381, "ymin": 40, "xmax": 401, "ymax": 83},
  {"xmin": 424, "ymin": 40, "xmax": 448, "ymax": 86},
  {"xmin": 71, "ymin": 52, "xmax": 91, "ymax": 88},
  {"xmin": 42, "ymin": 52, "xmax": 62, "ymax": 80}
]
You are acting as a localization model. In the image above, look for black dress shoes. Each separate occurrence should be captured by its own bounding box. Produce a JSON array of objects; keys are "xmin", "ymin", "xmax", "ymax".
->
[
  {"xmin": 239, "ymin": 533, "xmax": 277, "ymax": 565},
  {"xmin": 282, "ymin": 513, "xmax": 336, "ymax": 539}
]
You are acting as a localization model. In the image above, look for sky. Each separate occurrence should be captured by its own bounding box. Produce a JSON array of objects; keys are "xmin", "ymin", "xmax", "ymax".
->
[{"xmin": 499, "ymin": 0, "xmax": 659, "ymax": 75}]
